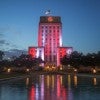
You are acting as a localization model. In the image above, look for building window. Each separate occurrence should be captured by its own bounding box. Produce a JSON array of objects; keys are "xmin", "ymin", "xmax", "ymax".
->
[
  {"xmin": 54, "ymin": 55, "xmax": 56, "ymax": 61},
  {"xmin": 50, "ymin": 50, "xmax": 51, "ymax": 53},
  {"xmin": 60, "ymin": 55, "xmax": 62, "ymax": 57},
  {"xmin": 41, "ymin": 26, "xmax": 44, "ymax": 29},
  {"xmin": 49, "ymin": 55, "xmax": 51, "ymax": 61},
  {"xmin": 54, "ymin": 43, "xmax": 55, "ymax": 46},
  {"xmin": 49, "ymin": 30, "xmax": 51, "ymax": 33},
  {"xmin": 46, "ymin": 38, "xmax": 47, "ymax": 41},
  {"xmin": 53, "ymin": 26, "xmax": 55, "ymax": 29},
  {"xmin": 45, "ymin": 30, "xmax": 47, "ymax": 33},
  {"xmin": 57, "ymin": 30, "xmax": 59, "ymax": 32},
  {"xmin": 57, "ymin": 26, "xmax": 59, "ymax": 29}
]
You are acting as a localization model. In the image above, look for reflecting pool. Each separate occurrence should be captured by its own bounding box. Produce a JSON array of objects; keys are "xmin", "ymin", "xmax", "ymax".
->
[{"xmin": 0, "ymin": 74, "xmax": 100, "ymax": 100}]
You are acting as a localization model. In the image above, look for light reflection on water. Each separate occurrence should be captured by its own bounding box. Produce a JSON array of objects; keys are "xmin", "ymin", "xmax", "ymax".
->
[
  {"xmin": 93, "ymin": 77, "xmax": 97, "ymax": 85},
  {"xmin": 0, "ymin": 74, "xmax": 100, "ymax": 100}
]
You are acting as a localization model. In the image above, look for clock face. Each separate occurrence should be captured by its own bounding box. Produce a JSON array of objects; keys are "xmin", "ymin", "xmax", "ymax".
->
[{"xmin": 48, "ymin": 17, "xmax": 53, "ymax": 22}]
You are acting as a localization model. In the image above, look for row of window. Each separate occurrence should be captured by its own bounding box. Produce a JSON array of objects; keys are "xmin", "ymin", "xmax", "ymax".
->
[
  {"xmin": 30, "ymin": 49, "xmax": 57, "ymax": 54},
  {"xmin": 30, "ymin": 49, "xmax": 43, "ymax": 53},
  {"xmin": 41, "ymin": 34, "xmax": 59, "ymax": 38},
  {"xmin": 41, "ymin": 26, "xmax": 60, "ymax": 29},
  {"xmin": 41, "ymin": 29, "xmax": 60, "ymax": 33},
  {"xmin": 45, "ymin": 51, "xmax": 56, "ymax": 53},
  {"xmin": 42, "ymin": 38, "xmax": 59, "ymax": 41},
  {"xmin": 41, "ymin": 42, "xmax": 59, "ymax": 46},
  {"xmin": 45, "ymin": 55, "xmax": 57, "ymax": 62}
]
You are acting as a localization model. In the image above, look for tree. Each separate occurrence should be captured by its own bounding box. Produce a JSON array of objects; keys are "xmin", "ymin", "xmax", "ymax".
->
[
  {"xmin": 60, "ymin": 51, "xmax": 83, "ymax": 68},
  {"xmin": 70, "ymin": 51, "xmax": 83, "ymax": 67},
  {"xmin": 0, "ymin": 50, "xmax": 4, "ymax": 61},
  {"xmin": 60, "ymin": 50, "xmax": 99, "ymax": 68},
  {"xmin": 12, "ymin": 54, "xmax": 43, "ymax": 68},
  {"xmin": 60, "ymin": 55, "xmax": 70, "ymax": 65}
]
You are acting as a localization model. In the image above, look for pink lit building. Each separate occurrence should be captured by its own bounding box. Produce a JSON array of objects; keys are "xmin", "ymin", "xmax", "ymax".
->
[
  {"xmin": 28, "ymin": 16, "xmax": 73, "ymax": 66},
  {"xmin": 28, "ymin": 47, "xmax": 44, "ymax": 61}
]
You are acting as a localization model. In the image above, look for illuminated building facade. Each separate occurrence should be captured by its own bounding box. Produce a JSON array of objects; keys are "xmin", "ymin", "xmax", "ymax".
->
[
  {"xmin": 28, "ymin": 47, "xmax": 44, "ymax": 61},
  {"xmin": 57, "ymin": 47, "xmax": 73, "ymax": 66},
  {"xmin": 28, "ymin": 15, "xmax": 73, "ymax": 66}
]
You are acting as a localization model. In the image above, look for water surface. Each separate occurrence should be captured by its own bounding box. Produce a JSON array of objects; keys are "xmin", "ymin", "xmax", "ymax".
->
[{"xmin": 0, "ymin": 74, "xmax": 100, "ymax": 100}]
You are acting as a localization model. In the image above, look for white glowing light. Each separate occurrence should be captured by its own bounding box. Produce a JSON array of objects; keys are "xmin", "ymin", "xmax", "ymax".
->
[
  {"xmin": 36, "ymin": 48, "xmax": 44, "ymax": 61},
  {"xmin": 42, "ymin": 32, "xmax": 45, "ymax": 46},
  {"xmin": 59, "ymin": 33, "xmax": 62, "ymax": 46},
  {"xmin": 45, "ymin": 10, "xmax": 51, "ymax": 15},
  {"xmin": 36, "ymin": 48, "xmax": 39, "ymax": 58},
  {"xmin": 67, "ymin": 48, "xmax": 72, "ymax": 55},
  {"xmin": 7, "ymin": 68, "xmax": 11, "ymax": 73}
]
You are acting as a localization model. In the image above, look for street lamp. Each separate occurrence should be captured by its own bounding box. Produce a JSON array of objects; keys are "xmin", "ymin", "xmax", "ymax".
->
[
  {"xmin": 7, "ymin": 68, "xmax": 11, "ymax": 73},
  {"xmin": 93, "ymin": 69, "xmax": 96, "ymax": 74},
  {"xmin": 26, "ymin": 69, "xmax": 29, "ymax": 72}
]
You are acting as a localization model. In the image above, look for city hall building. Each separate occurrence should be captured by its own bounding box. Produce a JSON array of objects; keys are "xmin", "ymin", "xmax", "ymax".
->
[{"xmin": 28, "ymin": 15, "xmax": 73, "ymax": 66}]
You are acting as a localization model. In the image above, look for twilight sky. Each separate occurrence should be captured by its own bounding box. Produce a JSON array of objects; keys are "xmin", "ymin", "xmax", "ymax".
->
[{"xmin": 0, "ymin": 0, "xmax": 100, "ymax": 55}]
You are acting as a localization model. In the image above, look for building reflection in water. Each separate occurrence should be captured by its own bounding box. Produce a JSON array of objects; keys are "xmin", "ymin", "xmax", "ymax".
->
[
  {"xmin": 40, "ymin": 75, "xmax": 44, "ymax": 100},
  {"xmin": 52, "ymin": 75, "xmax": 54, "ymax": 89},
  {"xmin": 46, "ymin": 75, "xmax": 50, "ymax": 88},
  {"xmin": 93, "ymin": 77, "xmax": 97, "ymax": 86},
  {"xmin": 28, "ymin": 75, "xmax": 74, "ymax": 100},
  {"xmin": 68, "ymin": 75, "xmax": 71, "ymax": 88},
  {"xmin": 26, "ymin": 77, "xmax": 29, "ymax": 86},
  {"xmin": 67, "ymin": 74, "xmax": 73, "ymax": 100},
  {"xmin": 29, "ymin": 85, "xmax": 35, "ymax": 100},
  {"xmin": 57, "ymin": 75, "xmax": 67, "ymax": 100},
  {"xmin": 74, "ymin": 75, "xmax": 77, "ymax": 86}
]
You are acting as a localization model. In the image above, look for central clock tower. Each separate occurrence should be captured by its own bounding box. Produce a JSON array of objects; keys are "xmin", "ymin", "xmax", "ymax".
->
[
  {"xmin": 28, "ymin": 15, "xmax": 73, "ymax": 66},
  {"xmin": 38, "ymin": 16, "xmax": 62, "ymax": 65}
]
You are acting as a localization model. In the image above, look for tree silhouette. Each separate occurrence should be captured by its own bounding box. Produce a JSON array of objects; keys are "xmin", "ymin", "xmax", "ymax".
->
[
  {"xmin": 60, "ymin": 51, "xmax": 100, "ymax": 68},
  {"xmin": 0, "ymin": 50, "xmax": 4, "ymax": 60}
]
